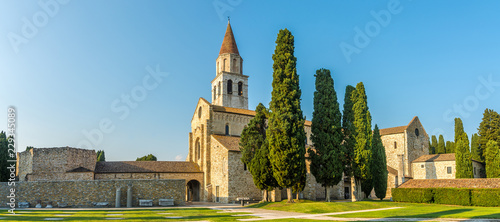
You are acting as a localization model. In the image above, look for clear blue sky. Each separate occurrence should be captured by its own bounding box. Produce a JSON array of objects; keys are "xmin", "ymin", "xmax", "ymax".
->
[{"xmin": 1, "ymin": 1, "xmax": 499, "ymax": 161}]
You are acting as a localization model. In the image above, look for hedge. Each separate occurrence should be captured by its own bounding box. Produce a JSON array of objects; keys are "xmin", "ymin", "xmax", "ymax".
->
[
  {"xmin": 392, "ymin": 188, "xmax": 433, "ymax": 203},
  {"xmin": 471, "ymin": 189, "xmax": 500, "ymax": 207},
  {"xmin": 392, "ymin": 188, "xmax": 500, "ymax": 207},
  {"xmin": 434, "ymin": 188, "xmax": 470, "ymax": 206}
]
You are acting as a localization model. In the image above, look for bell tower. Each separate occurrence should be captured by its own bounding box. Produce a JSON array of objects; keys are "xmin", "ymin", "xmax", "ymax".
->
[{"xmin": 211, "ymin": 20, "xmax": 248, "ymax": 110}]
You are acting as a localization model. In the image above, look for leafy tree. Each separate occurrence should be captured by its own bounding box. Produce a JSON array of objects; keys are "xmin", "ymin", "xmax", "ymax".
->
[
  {"xmin": 478, "ymin": 109, "xmax": 500, "ymax": 160},
  {"xmin": 308, "ymin": 68, "xmax": 343, "ymax": 202},
  {"xmin": 267, "ymin": 28, "xmax": 306, "ymax": 203},
  {"xmin": 455, "ymin": 118, "xmax": 473, "ymax": 178},
  {"xmin": 446, "ymin": 141, "xmax": 455, "ymax": 154},
  {"xmin": 342, "ymin": 85, "xmax": 356, "ymax": 178},
  {"xmin": 371, "ymin": 125, "xmax": 388, "ymax": 200},
  {"xmin": 471, "ymin": 133, "xmax": 483, "ymax": 162},
  {"xmin": 485, "ymin": 140, "xmax": 500, "ymax": 178},
  {"xmin": 240, "ymin": 103, "xmax": 277, "ymax": 201},
  {"xmin": 431, "ymin": 135, "xmax": 438, "ymax": 154},
  {"xmin": 96, "ymin": 150, "xmax": 105, "ymax": 161},
  {"xmin": 351, "ymin": 82, "xmax": 372, "ymax": 201},
  {"xmin": 136, "ymin": 154, "xmax": 157, "ymax": 161},
  {"xmin": 437, "ymin": 135, "xmax": 446, "ymax": 154}
]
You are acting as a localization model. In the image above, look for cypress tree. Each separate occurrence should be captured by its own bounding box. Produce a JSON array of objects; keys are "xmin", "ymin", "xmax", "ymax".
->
[
  {"xmin": 342, "ymin": 85, "xmax": 356, "ymax": 178},
  {"xmin": 471, "ymin": 133, "xmax": 483, "ymax": 162},
  {"xmin": 437, "ymin": 135, "xmax": 446, "ymax": 154},
  {"xmin": 485, "ymin": 140, "xmax": 500, "ymax": 178},
  {"xmin": 455, "ymin": 118, "xmax": 473, "ymax": 178},
  {"xmin": 267, "ymin": 29, "xmax": 306, "ymax": 203},
  {"xmin": 446, "ymin": 141, "xmax": 454, "ymax": 154},
  {"xmin": 431, "ymin": 135, "xmax": 438, "ymax": 154},
  {"xmin": 250, "ymin": 140, "xmax": 278, "ymax": 201},
  {"xmin": 96, "ymin": 150, "xmax": 105, "ymax": 161},
  {"xmin": 351, "ymin": 82, "xmax": 372, "ymax": 201},
  {"xmin": 0, "ymin": 131, "xmax": 8, "ymax": 182},
  {"xmin": 371, "ymin": 125, "xmax": 388, "ymax": 200},
  {"xmin": 309, "ymin": 68, "xmax": 343, "ymax": 202},
  {"xmin": 478, "ymin": 109, "xmax": 500, "ymax": 160}
]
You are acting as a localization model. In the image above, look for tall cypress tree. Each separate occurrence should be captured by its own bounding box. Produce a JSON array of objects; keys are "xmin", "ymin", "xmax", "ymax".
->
[
  {"xmin": 351, "ymin": 82, "xmax": 372, "ymax": 201},
  {"xmin": 485, "ymin": 140, "xmax": 500, "ymax": 178},
  {"xmin": 371, "ymin": 125, "xmax": 388, "ymax": 200},
  {"xmin": 446, "ymin": 141, "xmax": 455, "ymax": 154},
  {"xmin": 267, "ymin": 29, "xmax": 306, "ymax": 203},
  {"xmin": 478, "ymin": 109, "xmax": 500, "ymax": 160},
  {"xmin": 455, "ymin": 118, "xmax": 473, "ymax": 178},
  {"xmin": 96, "ymin": 150, "xmax": 106, "ymax": 161},
  {"xmin": 342, "ymin": 85, "xmax": 356, "ymax": 179},
  {"xmin": 471, "ymin": 133, "xmax": 483, "ymax": 162},
  {"xmin": 437, "ymin": 135, "xmax": 446, "ymax": 154},
  {"xmin": 431, "ymin": 135, "xmax": 438, "ymax": 154},
  {"xmin": 240, "ymin": 103, "xmax": 277, "ymax": 201},
  {"xmin": 309, "ymin": 68, "xmax": 343, "ymax": 202}
]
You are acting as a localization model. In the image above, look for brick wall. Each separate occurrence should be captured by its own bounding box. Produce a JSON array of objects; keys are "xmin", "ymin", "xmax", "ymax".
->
[{"xmin": 0, "ymin": 179, "xmax": 185, "ymax": 208}]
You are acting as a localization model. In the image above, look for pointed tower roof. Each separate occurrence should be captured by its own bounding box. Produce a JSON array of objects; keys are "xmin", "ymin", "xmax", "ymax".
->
[{"xmin": 219, "ymin": 20, "xmax": 239, "ymax": 55}]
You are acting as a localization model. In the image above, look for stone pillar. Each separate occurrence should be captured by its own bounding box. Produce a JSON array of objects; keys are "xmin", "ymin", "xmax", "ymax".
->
[
  {"xmin": 127, "ymin": 184, "xmax": 132, "ymax": 208},
  {"xmin": 115, "ymin": 187, "xmax": 121, "ymax": 208}
]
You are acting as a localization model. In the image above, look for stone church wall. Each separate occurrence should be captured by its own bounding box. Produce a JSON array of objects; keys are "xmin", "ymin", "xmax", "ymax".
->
[
  {"xmin": 381, "ymin": 133, "xmax": 406, "ymax": 183},
  {"xmin": 212, "ymin": 112, "xmax": 252, "ymax": 136},
  {"xmin": 210, "ymin": 138, "xmax": 229, "ymax": 203},
  {"xmin": 227, "ymin": 151, "xmax": 262, "ymax": 202},
  {"xmin": 0, "ymin": 179, "xmax": 185, "ymax": 208},
  {"xmin": 405, "ymin": 119, "xmax": 429, "ymax": 177}
]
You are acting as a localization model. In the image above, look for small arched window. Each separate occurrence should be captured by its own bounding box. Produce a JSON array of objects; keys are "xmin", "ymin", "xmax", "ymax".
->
[
  {"xmin": 225, "ymin": 124, "xmax": 229, "ymax": 136},
  {"xmin": 232, "ymin": 58, "xmax": 237, "ymax": 72},
  {"xmin": 223, "ymin": 59, "xmax": 227, "ymax": 72},
  {"xmin": 198, "ymin": 107, "xmax": 202, "ymax": 119},
  {"xmin": 196, "ymin": 139, "xmax": 201, "ymax": 160},
  {"xmin": 218, "ymin": 82, "xmax": 221, "ymax": 95},
  {"xmin": 394, "ymin": 141, "xmax": 397, "ymax": 149},
  {"xmin": 238, "ymin": 82, "xmax": 243, "ymax": 96},
  {"xmin": 415, "ymin": 128, "xmax": 419, "ymax": 137},
  {"xmin": 227, "ymin": 80, "xmax": 233, "ymax": 94},
  {"xmin": 213, "ymin": 86, "xmax": 217, "ymax": 100}
]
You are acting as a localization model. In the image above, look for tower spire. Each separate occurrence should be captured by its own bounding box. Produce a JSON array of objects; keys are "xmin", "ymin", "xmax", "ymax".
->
[{"xmin": 219, "ymin": 19, "xmax": 239, "ymax": 55}]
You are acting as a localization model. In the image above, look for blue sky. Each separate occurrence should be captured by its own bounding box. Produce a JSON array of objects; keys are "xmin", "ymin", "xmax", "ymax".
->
[{"xmin": 1, "ymin": 1, "xmax": 499, "ymax": 161}]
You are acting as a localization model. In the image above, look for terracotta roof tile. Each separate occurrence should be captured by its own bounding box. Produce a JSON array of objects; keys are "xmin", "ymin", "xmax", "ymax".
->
[
  {"xmin": 387, "ymin": 166, "xmax": 398, "ymax": 175},
  {"xmin": 219, "ymin": 21, "xmax": 239, "ymax": 55},
  {"xmin": 412, "ymin": 153, "xmax": 455, "ymax": 163},
  {"xmin": 95, "ymin": 161, "xmax": 202, "ymax": 173},
  {"xmin": 379, "ymin": 126, "xmax": 407, "ymax": 136},
  {"xmin": 399, "ymin": 178, "xmax": 500, "ymax": 189},
  {"xmin": 211, "ymin": 105, "xmax": 312, "ymax": 126},
  {"xmin": 212, "ymin": 134, "xmax": 241, "ymax": 151}
]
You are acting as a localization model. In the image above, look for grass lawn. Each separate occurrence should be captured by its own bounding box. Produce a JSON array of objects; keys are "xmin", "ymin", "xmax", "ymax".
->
[{"xmin": 251, "ymin": 199, "xmax": 500, "ymax": 219}]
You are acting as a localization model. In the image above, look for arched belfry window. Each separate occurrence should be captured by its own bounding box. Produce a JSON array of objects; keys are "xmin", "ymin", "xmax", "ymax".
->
[
  {"xmin": 227, "ymin": 80, "xmax": 233, "ymax": 94},
  {"xmin": 218, "ymin": 82, "xmax": 221, "ymax": 95},
  {"xmin": 232, "ymin": 58, "xmax": 237, "ymax": 72},
  {"xmin": 225, "ymin": 124, "xmax": 229, "ymax": 136},
  {"xmin": 238, "ymin": 82, "xmax": 243, "ymax": 96},
  {"xmin": 223, "ymin": 59, "xmax": 227, "ymax": 72},
  {"xmin": 240, "ymin": 59, "xmax": 243, "ymax": 74}
]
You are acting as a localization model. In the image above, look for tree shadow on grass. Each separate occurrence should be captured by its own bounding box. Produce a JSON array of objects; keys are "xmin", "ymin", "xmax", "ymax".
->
[
  {"xmin": 367, "ymin": 208, "xmax": 473, "ymax": 221},
  {"xmin": 471, "ymin": 212, "xmax": 500, "ymax": 219}
]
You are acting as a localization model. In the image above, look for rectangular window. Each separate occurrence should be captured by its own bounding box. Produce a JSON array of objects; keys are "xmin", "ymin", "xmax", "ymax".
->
[
  {"xmin": 421, "ymin": 164, "xmax": 424, "ymax": 168},
  {"xmin": 244, "ymin": 163, "xmax": 247, "ymax": 171},
  {"xmin": 447, "ymin": 166, "xmax": 452, "ymax": 174}
]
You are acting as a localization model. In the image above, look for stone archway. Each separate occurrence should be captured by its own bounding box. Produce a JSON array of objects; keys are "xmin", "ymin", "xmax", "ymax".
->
[{"xmin": 186, "ymin": 180, "xmax": 201, "ymax": 202}]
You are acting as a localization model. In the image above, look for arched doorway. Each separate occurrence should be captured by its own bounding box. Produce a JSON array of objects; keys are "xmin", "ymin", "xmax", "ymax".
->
[{"xmin": 186, "ymin": 180, "xmax": 200, "ymax": 202}]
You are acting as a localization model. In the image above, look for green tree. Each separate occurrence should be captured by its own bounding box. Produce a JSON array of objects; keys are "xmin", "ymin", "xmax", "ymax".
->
[
  {"xmin": 455, "ymin": 118, "xmax": 473, "ymax": 178},
  {"xmin": 446, "ymin": 141, "xmax": 455, "ymax": 154},
  {"xmin": 96, "ymin": 150, "xmax": 105, "ymax": 161},
  {"xmin": 485, "ymin": 140, "xmax": 500, "ymax": 178},
  {"xmin": 471, "ymin": 133, "xmax": 483, "ymax": 162},
  {"xmin": 26, "ymin": 146, "xmax": 34, "ymax": 152},
  {"xmin": 308, "ymin": 68, "xmax": 343, "ymax": 202},
  {"xmin": 437, "ymin": 135, "xmax": 446, "ymax": 154},
  {"xmin": 431, "ymin": 135, "xmax": 438, "ymax": 154},
  {"xmin": 136, "ymin": 154, "xmax": 157, "ymax": 161},
  {"xmin": 371, "ymin": 125, "xmax": 388, "ymax": 200},
  {"xmin": 267, "ymin": 28, "xmax": 306, "ymax": 203},
  {"xmin": 0, "ymin": 131, "xmax": 8, "ymax": 182},
  {"xmin": 240, "ymin": 103, "xmax": 277, "ymax": 201},
  {"xmin": 342, "ymin": 85, "xmax": 356, "ymax": 178},
  {"xmin": 351, "ymin": 82, "xmax": 372, "ymax": 201},
  {"xmin": 478, "ymin": 109, "xmax": 500, "ymax": 160}
]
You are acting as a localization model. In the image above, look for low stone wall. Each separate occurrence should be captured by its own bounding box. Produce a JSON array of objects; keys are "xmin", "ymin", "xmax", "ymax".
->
[{"xmin": 0, "ymin": 179, "xmax": 185, "ymax": 208}]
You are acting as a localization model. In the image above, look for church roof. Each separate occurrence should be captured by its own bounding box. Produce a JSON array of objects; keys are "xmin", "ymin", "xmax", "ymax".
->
[
  {"xmin": 219, "ymin": 21, "xmax": 239, "ymax": 55},
  {"xmin": 95, "ymin": 161, "xmax": 202, "ymax": 173},
  {"xmin": 379, "ymin": 116, "xmax": 422, "ymax": 136},
  {"xmin": 412, "ymin": 153, "xmax": 456, "ymax": 163},
  {"xmin": 212, "ymin": 134, "xmax": 241, "ymax": 152},
  {"xmin": 387, "ymin": 166, "xmax": 398, "ymax": 175},
  {"xmin": 212, "ymin": 105, "xmax": 312, "ymax": 126}
]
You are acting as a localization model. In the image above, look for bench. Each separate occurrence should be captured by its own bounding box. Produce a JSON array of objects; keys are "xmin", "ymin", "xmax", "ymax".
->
[
  {"xmin": 18, "ymin": 202, "xmax": 29, "ymax": 208},
  {"xmin": 139, "ymin": 199, "xmax": 153, "ymax": 207},
  {"xmin": 236, "ymin": 197, "xmax": 250, "ymax": 206},
  {"xmin": 93, "ymin": 202, "xmax": 110, "ymax": 207},
  {"xmin": 159, "ymin": 199, "xmax": 174, "ymax": 206}
]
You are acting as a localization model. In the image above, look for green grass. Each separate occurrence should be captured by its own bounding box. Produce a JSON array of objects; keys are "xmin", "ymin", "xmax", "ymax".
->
[{"xmin": 251, "ymin": 199, "xmax": 500, "ymax": 219}]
